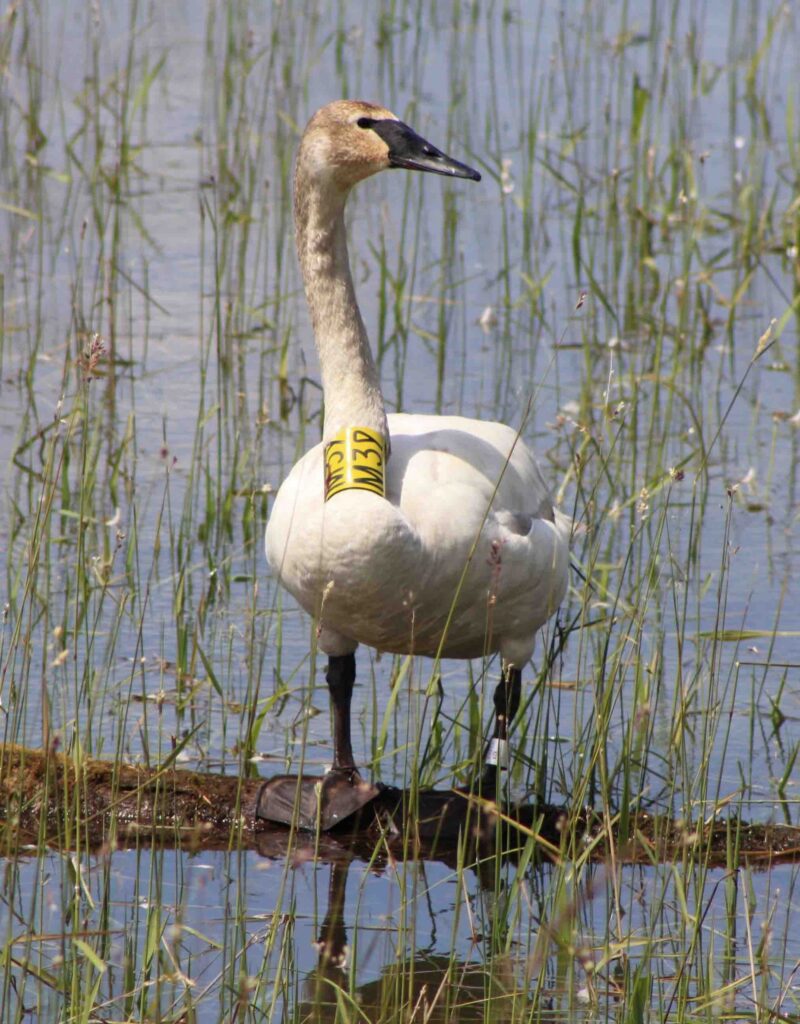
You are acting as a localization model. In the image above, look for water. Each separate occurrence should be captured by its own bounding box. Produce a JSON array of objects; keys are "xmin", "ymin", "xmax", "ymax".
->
[
  {"xmin": 4, "ymin": 842, "xmax": 799, "ymax": 1019},
  {"xmin": 0, "ymin": 1, "xmax": 798, "ymax": 1019}
]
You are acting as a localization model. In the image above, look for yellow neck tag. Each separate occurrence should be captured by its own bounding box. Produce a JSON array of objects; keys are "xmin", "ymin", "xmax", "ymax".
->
[{"xmin": 324, "ymin": 426, "xmax": 387, "ymax": 501}]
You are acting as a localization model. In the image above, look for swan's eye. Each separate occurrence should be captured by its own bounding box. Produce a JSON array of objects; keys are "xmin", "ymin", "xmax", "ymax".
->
[{"xmin": 357, "ymin": 117, "xmax": 375, "ymax": 130}]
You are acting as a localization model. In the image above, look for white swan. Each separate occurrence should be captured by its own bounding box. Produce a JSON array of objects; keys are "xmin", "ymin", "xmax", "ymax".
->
[{"xmin": 265, "ymin": 100, "xmax": 570, "ymax": 810}]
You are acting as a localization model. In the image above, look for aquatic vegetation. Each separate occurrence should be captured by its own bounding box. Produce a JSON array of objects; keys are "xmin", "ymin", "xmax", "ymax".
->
[{"xmin": 0, "ymin": 1, "xmax": 797, "ymax": 1021}]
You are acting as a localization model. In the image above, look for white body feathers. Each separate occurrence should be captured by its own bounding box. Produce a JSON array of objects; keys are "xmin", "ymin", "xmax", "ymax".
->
[{"xmin": 266, "ymin": 412, "xmax": 569, "ymax": 665}]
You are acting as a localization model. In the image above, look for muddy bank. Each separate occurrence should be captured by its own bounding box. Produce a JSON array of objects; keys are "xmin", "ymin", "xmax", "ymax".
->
[{"xmin": 0, "ymin": 744, "xmax": 797, "ymax": 866}]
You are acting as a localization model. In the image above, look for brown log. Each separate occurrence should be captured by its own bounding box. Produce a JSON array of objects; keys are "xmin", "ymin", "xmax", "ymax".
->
[
  {"xmin": 0, "ymin": 744, "xmax": 798, "ymax": 867},
  {"xmin": 0, "ymin": 742, "xmax": 265, "ymax": 849}
]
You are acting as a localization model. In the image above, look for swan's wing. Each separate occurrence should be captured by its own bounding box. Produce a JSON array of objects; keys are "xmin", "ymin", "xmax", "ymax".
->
[{"xmin": 386, "ymin": 412, "xmax": 557, "ymax": 524}]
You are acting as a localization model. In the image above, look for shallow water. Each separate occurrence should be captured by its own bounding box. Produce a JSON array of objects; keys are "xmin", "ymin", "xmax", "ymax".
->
[
  {"xmin": 1, "ymin": 1, "xmax": 799, "ymax": 1020},
  {"xmin": 3, "ymin": 840, "xmax": 799, "ymax": 1020}
]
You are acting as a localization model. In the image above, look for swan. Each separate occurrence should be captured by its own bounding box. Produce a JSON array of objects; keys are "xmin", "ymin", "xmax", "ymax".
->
[{"xmin": 264, "ymin": 100, "xmax": 570, "ymax": 826}]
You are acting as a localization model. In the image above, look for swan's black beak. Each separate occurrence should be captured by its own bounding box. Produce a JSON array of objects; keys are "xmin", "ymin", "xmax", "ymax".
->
[{"xmin": 359, "ymin": 117, "xmax": 481, "ymax": 181}]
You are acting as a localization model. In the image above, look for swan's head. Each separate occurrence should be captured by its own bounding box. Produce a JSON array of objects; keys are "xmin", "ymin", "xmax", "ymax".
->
[{"xmin": 297, "ymin": 99, "xmax": 481, "ymax": 191}]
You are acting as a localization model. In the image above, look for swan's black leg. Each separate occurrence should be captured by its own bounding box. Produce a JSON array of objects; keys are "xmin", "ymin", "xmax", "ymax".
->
[
  {"xmin": 314, "ymin": 860, "xmax": 349, "ymax": 969},
  {"xmin": 482, "ymin": 666, "xmax": 521, "ymax": 787},
  {"xmin": 326, "ymin": 653, "xmax": 357, "ymax": 775}
]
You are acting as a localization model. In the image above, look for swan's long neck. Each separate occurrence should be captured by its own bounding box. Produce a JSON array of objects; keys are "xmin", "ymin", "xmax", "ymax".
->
[{"xmin": 294, "ymin": 169, "xmax": 388, "ymax": 445}]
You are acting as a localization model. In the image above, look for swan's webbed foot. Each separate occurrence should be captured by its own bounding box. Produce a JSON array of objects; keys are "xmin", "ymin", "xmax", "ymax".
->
[
  {"xmin": 256, "ymin": 769, "xmax": 381, "ymax": 831},
  {"xmin": 316, "ymin": 768, "xmax": 381, "ymax": 829}
]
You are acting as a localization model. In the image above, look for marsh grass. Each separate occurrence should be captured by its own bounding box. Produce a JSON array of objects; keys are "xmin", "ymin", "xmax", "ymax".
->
[{"xmin": 0, "ymin": 0, "xmax": 799, "ymax": 1021}]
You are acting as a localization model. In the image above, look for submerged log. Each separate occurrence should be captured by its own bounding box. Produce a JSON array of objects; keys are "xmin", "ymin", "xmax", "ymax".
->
[{"xmin": 0, "ymin": 744, "xmax": 798, "ymax": 866}]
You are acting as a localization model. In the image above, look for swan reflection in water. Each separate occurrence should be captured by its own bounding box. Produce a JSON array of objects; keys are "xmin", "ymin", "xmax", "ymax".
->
[
  {"xmin": 254, "ymin": 812, "xmax": 579, "ymax": 1024},
  {"xmin": 297, "ymin": 858, "xmax": 529, "ymax": 1024}
]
